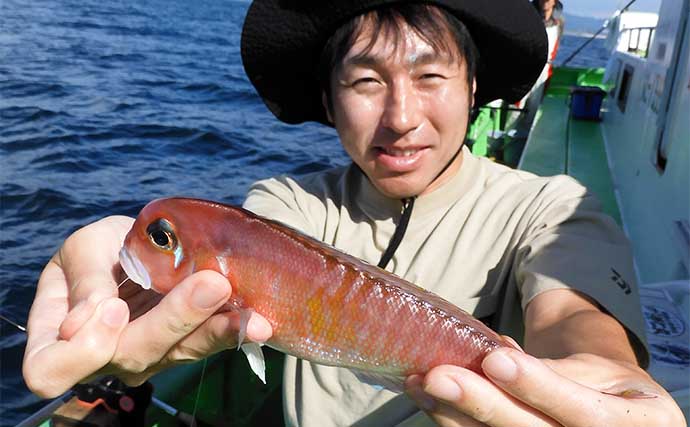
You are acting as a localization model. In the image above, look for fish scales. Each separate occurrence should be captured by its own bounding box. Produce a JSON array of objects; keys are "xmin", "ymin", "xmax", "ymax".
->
[{"xmin": 121, "ymin": 198, "xmax": 509, "ymax": 379}]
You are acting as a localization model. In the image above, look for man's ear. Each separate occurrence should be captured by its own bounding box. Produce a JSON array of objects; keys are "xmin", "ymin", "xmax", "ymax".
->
[
  {"xmin": 471, "ymin": 77, "xmax": 477, "ymax": 108},
  {"xmin": 322, "ymin": 92, "xmax": 334, "ymax": 124}
]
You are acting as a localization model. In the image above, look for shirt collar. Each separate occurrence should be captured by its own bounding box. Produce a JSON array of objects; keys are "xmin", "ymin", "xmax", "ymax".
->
[{"xmin": 355, "ymin": 145, "xmax": 481, "ymax": 220}]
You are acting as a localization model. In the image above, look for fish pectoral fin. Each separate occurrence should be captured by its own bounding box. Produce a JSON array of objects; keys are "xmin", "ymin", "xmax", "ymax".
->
[
  {"xmin": 232, "ymin": 308, "xmax": 266, "ymax": 383},
  {"xmin": 241, "ymin": 342, "xmax": 266, "ymax": 384},
  {"xmin": 236, "ymin": 308, "xmax": 253, "ymax": 350}
]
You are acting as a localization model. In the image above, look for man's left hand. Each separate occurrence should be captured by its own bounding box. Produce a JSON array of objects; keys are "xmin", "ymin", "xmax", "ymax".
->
[{"xmin": 405, "ymin": 348, "xmax": 686, "ymax": 427}]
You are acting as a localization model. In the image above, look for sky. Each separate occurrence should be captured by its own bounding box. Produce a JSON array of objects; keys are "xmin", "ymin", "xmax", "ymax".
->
[{"xmin": 565, "ymin": 0, "xmax": 662, "ymax": 19}]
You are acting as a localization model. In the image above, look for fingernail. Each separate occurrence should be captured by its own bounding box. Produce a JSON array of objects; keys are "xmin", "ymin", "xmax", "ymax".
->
[
  {"xmin": 406, "ymin": 376, "xmax": 437, "ymax": 411},
  {"xmin": 192, "ymin": 280, "xmax": 229, "ymax": 309},
  {"xmin": 483, "ymin": 350, "xmax": 517, "ymax": 383},
  {"xmin": 100, "ymin": 299, "xmax": 128, "ymax": 328},
  {"xmin": 423, "ymin": 374, "xmax": 462, "ymax": 402}
]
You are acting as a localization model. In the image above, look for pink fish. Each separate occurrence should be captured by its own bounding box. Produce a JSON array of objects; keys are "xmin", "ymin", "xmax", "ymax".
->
[{"xmin": 119, "ymin": 197, "xmax": 512, "ymax": 385}]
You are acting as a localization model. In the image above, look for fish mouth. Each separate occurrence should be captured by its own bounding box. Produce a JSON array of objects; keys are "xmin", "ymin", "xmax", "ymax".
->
[{"xmin": 119, "ymin": 246, "xmax": 153, "ymax": 291}]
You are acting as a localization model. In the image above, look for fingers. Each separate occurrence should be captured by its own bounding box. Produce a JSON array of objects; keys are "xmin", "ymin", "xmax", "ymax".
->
[
  {"xmin": 167, "ymin": 309, "xmax": 273, "ymax": 360},
  {"xmin": 109, "ymin": 270, "xmax": 233, "ymax": 376},
  {"xmin": 24, "ymin": 217, "xmax": 134, "ymax": 397},
  {"xmin": 25, "ymin": 215, "xmax": 274, "ymax": 398},
  {"xmin": 27, "ymin": 260, "xmax": 72, "ymax": 349},
  {"xmin": 59, "ymin": 298, "xmax": 97, "ymax": 340},
  {"xmin": 406, "ymin": 375, "xmax": 487, "ymax": 427},
  {"xmin": 118, "ymin": 283, "xmax": 163, "ymax": 321},
  {"xmin": 23, "ymin": 297, "xmax": 129, "ymax": 398},
  {"xmin": 112, "ymin": 274, "xmax": 272, "ymax": 386},
  {"xmin": 480, "ymin": 349, "xmax": 671, "ymax": 427},
  {"xmin": 406, "ymin": 365, "xmax": 561, "ymax": 427},
  {"xmin": 51, "ymin": 216, "xmax": 136, "ymax": 340},
  {"xmin": 408, "ymin": 351, "xmax": 686, "ymax": 427},
  {"xmin": 117, "ymin": 309, "xmax": 273, "ymax": 386},
  {"xmin": 60, "ymin": 216, "xmax": 134, "ymax": 305},
  {"xmin": 424, "ymin": 403, "xmax": 488, "ymax": 427},
  {"xmin": 501, "ymin": 335, "xmax": 524, "ymax": 352}
]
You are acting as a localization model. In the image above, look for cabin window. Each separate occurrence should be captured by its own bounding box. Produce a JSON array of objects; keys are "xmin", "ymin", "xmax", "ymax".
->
[{"xmin": 617, "ymin": 65, "xmax": 634, "ymax": 112}]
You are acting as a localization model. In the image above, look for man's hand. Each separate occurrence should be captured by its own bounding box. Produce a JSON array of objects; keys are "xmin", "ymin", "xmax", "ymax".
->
[
  {"xmin": 405, "ymin": 349, "xmax": 686, "ymax": 427},
  {"xmin": 23, "ymin": 215, "xmax": 273, "ymax": 398}
]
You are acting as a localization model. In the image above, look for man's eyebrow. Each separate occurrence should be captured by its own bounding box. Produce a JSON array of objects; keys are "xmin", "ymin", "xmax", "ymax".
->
[
  {"xmin": 406, "ymin": 51, "xmax": 453, "ymax": 66},
  {"xmin": 342, "ymin": 50, "xmax": 453, "ymax": 68}
]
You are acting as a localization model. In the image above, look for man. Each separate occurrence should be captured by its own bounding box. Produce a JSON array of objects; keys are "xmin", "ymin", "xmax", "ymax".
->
[
  {"xmin": 23, "ymin": 1, "xmax": 685, "ymax": 426},
  {"xmin": 534, "ymin": 0, "xmax": 564, "ymax": 28}
]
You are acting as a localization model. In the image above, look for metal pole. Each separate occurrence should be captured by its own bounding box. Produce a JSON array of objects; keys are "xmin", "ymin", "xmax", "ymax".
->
[{"xmin": 15, "ymin": 391, "xmax": 75, "ymax": 427}]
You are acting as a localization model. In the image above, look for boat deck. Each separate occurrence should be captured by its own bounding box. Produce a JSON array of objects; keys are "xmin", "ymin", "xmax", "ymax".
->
[{"xmin": 519, "ymin": 70, "xmax": 622, "ymax": 225}]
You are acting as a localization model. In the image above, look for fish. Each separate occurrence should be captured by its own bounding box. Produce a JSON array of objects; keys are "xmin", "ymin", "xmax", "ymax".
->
[{"xmin": 119, "ymin": 197, "xmax": 512, "ymax": 387}]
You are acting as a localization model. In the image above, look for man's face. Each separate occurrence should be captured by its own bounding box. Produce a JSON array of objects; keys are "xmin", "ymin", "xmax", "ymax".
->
[
  {"xmin": 326, "ymin": 21, "xmax": 475, "ymax": 199},
  {"xmin": 539, "ymin": 0, "xmax": 556, "ymax": 17}
]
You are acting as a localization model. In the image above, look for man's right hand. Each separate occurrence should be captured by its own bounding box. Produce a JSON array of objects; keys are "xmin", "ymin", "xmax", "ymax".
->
[{"xmin": 23, "ymin": 215, "xmax": 273, "ymax": 398}]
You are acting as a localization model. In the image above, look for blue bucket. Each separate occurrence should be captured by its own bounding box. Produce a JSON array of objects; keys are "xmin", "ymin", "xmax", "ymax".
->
[{"xmin": 570, "ymin": 86, "xmax": 606, "ymax": 120}]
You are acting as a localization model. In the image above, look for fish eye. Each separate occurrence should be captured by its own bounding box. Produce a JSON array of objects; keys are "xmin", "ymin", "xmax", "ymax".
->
[{"xmin": 146, "ymin": 219, "xmax": 177, "ymax": 252}]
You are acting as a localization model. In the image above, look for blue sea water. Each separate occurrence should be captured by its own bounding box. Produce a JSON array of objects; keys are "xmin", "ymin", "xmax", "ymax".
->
[
  {"xmin": 0, "ymin": 0, "xmax": 610, "ymax": 424},
  {"xmin": 556, "ymin": 31, "xmax": 611, "ymax": 69}
]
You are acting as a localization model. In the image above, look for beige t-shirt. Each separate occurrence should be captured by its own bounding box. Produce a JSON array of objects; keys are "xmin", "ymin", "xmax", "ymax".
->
[{"xmin": 243, "ymin": 147, "xmax": 648, "ymax": 427}]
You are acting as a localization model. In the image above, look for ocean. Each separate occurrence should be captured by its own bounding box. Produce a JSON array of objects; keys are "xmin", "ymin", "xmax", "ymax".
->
[{"xmin": 0, "ymin": 0, "xmax": 610, "ymax": 424}]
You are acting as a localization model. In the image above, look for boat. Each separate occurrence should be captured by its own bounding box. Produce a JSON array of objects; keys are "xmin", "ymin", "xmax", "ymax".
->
[
  {"xmin": 15, "ymin": 0, "xmax": 689, "ymax": 425},
  {"xmin": 518, "ymin": 0, "xmax": 690, "ymax": 420}
]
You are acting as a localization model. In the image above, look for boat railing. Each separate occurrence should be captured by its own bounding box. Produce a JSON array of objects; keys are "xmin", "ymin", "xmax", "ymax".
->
[{"xmin": 616, "ymin": 26, "xmax": 656, "ymax": 58}]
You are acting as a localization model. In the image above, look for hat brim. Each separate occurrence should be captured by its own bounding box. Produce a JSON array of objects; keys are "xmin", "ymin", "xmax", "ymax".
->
[{"xmin": 241, "ymin": 0, "xmax": 547, "ymax": 125}]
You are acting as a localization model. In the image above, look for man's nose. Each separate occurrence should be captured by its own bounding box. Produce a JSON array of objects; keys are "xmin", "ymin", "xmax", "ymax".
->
[{"xmin": 380, "ymin": 79, "xmax": 423, "ymax": 135}]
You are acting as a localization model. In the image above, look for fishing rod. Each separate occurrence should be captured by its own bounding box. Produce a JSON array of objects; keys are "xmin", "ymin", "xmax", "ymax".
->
[
  {"xmin": 2, "ymin": 313, "xmax": 203, "ymax": 427},
  {"xmin": 560, "ymin": 0, "xmax": 639, "ymax": 66},
  {"xmin": 0, "ymin": 313, "xmax": 26, "ymax": 331}
]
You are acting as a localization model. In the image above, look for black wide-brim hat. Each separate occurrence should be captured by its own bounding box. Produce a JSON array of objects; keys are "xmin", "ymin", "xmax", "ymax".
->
[{"xmin": 241, "ymin": 0, "xmax": 547, "ymax": 126}]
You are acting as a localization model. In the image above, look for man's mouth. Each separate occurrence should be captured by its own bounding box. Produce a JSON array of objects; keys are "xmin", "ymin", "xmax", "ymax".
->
[
  {"xmin": 374, "ymin": 145, "xmax": 428, "ymax": 171},
  {"xmin": 379, "ymin": 146, "xmax": 422, "ymax": 157}
]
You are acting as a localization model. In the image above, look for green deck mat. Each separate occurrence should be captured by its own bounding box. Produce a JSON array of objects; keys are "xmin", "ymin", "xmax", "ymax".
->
[
  {"xmin": 520, "ymin": 94, "xmax": 569, "ymax": 176},
  {"xmin": 567, "ymin": 118, "xmax": 622, "ymax": 224},
  {"xmin": 520, "ymin": 78, "xmax": 622, "ymax": 224}
]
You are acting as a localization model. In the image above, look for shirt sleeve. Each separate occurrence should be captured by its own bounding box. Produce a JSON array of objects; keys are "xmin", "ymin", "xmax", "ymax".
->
[
  {"xmin": 242, "ymin": 174, "xmax": 325, "ymax": 239},
  {"xmin": 515, "ymin": 175, "xmax": 650, "ymax": 367}
]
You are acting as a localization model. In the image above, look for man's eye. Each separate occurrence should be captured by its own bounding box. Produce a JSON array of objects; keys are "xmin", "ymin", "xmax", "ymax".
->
[
  {"xmin": 353, "ymin": 77, "xmax": 380, "ymax": 86},
  {"xmin": 420, "ymin": 73, "xmax": 444, "ymax": 80}
]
